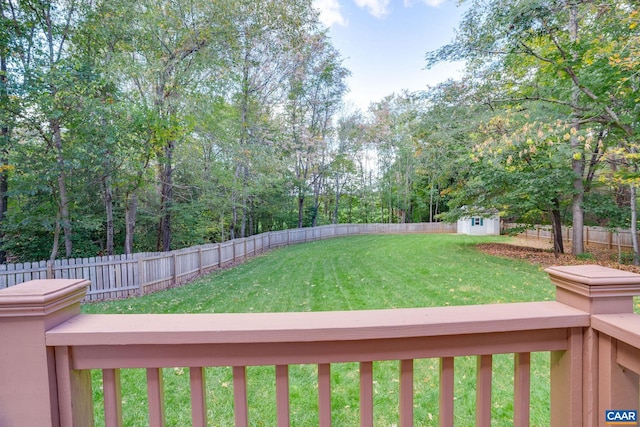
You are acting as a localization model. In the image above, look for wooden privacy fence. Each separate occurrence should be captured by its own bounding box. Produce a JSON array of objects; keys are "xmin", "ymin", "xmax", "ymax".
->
[
  {"xmin": 0, "ymin": 222, "xmax": 456, "ymax": 301},
  {"xmin": 505, "ymin": 223, "xmax": 640, "ymax": 250}
]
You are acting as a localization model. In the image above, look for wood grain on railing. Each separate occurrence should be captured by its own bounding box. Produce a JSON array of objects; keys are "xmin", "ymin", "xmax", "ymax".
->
[
  {"xmin": 439, "ymin": 357, "xmax": 454, "ymax": 426},
  {"xmin": 103, "ymin": 369, "xmax": 122, "ymax": 427},
  {"xmin": 514, "ymin": 352, "xmax": 531, "ymax": 427},
  {"xmin": 359, "ymin": 362, "xmax": 373, "ymax": 427},
  {"xmin": 189, "ymin": 367, "xmax": 207, "ymax": 427},
  {"xmin": 318, "ymin": 363, "xmax": 331, "ymax": 427},
  {"xmin": 476, "ymin": 354, "xmax": 492, "ymax": 426},
  {"xmin": 275, "ymin": 365, "xmax": 290, "ymax": 427},
  {"xmin": 233, "ymin": 366, "xmax": 248, "ymax": 427}
]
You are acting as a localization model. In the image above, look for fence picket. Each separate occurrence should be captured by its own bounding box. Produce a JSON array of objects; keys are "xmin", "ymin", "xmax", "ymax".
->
[
  {"xmin": 0, "ymin": 264, "xmax": 6, "ymax": 289},
  {"xmin": 38, "ymin": 261, "xmax": 47, "ymax": 280},
  {"xmin": 7, "ymin": 263, "xmax": 15, "ymax": 288}
]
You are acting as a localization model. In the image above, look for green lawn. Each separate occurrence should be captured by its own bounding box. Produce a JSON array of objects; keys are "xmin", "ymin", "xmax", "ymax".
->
[{"xmin": 83, "ymin": 233, "xmax": 556, "ymax": 426}]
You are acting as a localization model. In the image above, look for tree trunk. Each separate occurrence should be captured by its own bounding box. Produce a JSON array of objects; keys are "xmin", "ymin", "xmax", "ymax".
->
[
  {"xmin": 333, "ymin": 174, "xmax": 341, "ymax": 224},
  {"xmin": 240, "ymin": 165, "xmax": 248, "ymax": 238},
  {"xmin": 549, "ymin": 200, "xmax": 565, "ymax": 257},
  {"xmin": 238, "ymin": 46, "xmax": 251, "ymax": 239},
  {"xmin": 429, "ymin": 183, "xmax": 434, "ymax": 223},
  {"xmin": 219, "ymin": 211, "xmax": 226, "ymax": 242},
  {"xmin": 154, "ymin": 72, "xmax": 172, "ymax": 252},
  {"xmin": 312, "ymin": 176, "xmax": 321, "ymax": 227},
  {"xmin": 630, "ymin": 184, "xmax": 639, "ymax": 266},
  {"xmin": 52, "ymin": 119, "xmax": 72, "ymax": 257},
  {"xmin": 157, "ymin": 140, "xmax": 174, "ymax": 252},
  {"xmin": 247, "ymin": 195, "xmax": 254, "ymax": 236},
  {"xmin": 124, "ymin": 193, "xmax": 137, "ymax": 255},
  {"xmin": 0, "ymin": 51, "xmax": 9, "ymax": 263},
  {"xmin": 0, "ymin": 131, "xmax": 7, "ymax": 264},
  {"xmin": 230, "ymin": 166, "xmax": 239, "ymax": 240},
  {"xmin": 104, "ymin": 177, "xmax": 114, "ymax": 255},
  {"xmin": 568, "ymin": 1, "xmax": 585, "ymax": 255},
  {"xmin": 50, "ymin": 210, "xmax": 61, "ymax": 261},
  {"xmin": 297, "ymin": 195, "xmax": 304, "ymax": 228}
]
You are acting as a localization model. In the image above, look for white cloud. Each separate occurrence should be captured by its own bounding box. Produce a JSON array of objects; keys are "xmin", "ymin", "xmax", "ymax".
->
[
  {"xmin": 314, "ymin": 0, "xmax": 348, "ymax": 27},
  {"xmin": 354, "ymin": 0, "xmax": 391, "ymax": 18},
  {"xmin": 404, "ymin": 0, "xmax": 447, "ymax": 7},
  {"xmin": 420, "ymin": 0, "xmax": 446, "ymax": 6}
]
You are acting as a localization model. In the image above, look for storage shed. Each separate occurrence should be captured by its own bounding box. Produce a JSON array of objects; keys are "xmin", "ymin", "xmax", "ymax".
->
[{"xmin": 457, "ymin": 212, "xmax": 501, "ymax": 236}]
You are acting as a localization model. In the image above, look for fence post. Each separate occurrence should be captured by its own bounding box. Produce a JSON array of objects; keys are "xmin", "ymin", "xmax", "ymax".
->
[
  {"xmin": 138, "ymin": 257, "xmax": 145, "ymax": 296},
  {"xmin": 172, "ymin": 253, "xmax": 178, "ymax": 285},
  {"xmin": 609, "ymin": 231, "xmax": 613, "ymax": 250},
  {"xmin": 0, "ymin": 279, "xmax": 91, "ymax": 427},
  {"xmin": 585, "ymin": 226, "xmax": 589, "ymax": 247},
  {"xmin": 46, "ymin": 260, "xmax": 54, "ymax": 279},
  {"xmin": 546, "ymin": 265, "xmax": 640, "ymax": 427},
  {"xmin": 232, "ymin": 240, "xmax": 237, "ymax": 263}
]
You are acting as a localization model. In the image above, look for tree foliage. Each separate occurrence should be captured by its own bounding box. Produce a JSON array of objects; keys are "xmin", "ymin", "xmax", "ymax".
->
[
  {"xmin": 0, "ymin": 0, "xmax": 638, "ymax": 263},
  {"xmin": 425, "ymin": 0, "xmax": 640, "ymax": 255}
]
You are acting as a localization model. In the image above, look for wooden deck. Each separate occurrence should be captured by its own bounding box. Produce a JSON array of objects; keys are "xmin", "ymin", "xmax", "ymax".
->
[{"xmin": 1, "ymin": 265, "xmax": 640, "ymax": 426}]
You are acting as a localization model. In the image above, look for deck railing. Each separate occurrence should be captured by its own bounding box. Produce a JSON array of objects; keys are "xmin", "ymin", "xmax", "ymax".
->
[{"xmin": 1, "ymin": 265, "xmax": 640, "ymax": 426}]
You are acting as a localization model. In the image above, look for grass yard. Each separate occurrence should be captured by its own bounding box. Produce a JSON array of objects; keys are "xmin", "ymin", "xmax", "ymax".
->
[{"xmin": 83, "ymin": 233, "xmax": 557, "ymax": 426}]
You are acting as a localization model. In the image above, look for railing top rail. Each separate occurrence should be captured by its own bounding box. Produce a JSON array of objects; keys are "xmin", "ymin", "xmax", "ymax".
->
[
  {"xmin": 46, "ymin": 301, "xmax": 588, "ymax": 347},
  {"xmin": 592, "ymin": 313, "xmax": 640, "ymax": 349}
]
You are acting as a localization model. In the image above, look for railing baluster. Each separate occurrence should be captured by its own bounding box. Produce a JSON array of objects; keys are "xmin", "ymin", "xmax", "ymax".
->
[
  {"xmin": 476, "ymin": 355, "xmax": 492, "ymax": 427},
  {"xmin": 146, "ymin": 368, "xmax": 166, "ymax": 427},
  {"xmin": 103, "ymin": 368, "xmax": 123, "ymax": 427},
  {"xmin": 399, "ymin": 359, "xmax": 413, "ymax": 427},
  {"xmin": 439, "ymin": 357, "xmax": 454, "ymax": 427},
  {"xmin": 189, "ymin": 367, "xmax": 207, "ymax": 427},
  {"xmin": 54, "ymin": 345, "xmax": 94, "ymax": 427},
  {"xmin": 276, "ymin": 365, "xmax": 290, "ymax": 427},
  {"xmin": 318, "ymin": 363, "xmax": 331, "ymax": 427},
  {"xmin": 360, "ymin": 361, "xmax": 373, "ymax": 427},
  {"xmin": 514, "ymin": 353, "xmax": 531, "ymax": 427},
  {"xmin": 233, "ymin": 366, "xmax": 249, "ymax": 427}
]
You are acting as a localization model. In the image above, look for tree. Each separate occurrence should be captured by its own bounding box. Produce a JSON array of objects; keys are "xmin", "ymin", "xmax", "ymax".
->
[
  {"xmin": 2, "ymin": 0, "xmax": 102, "ymax": 259},
  {"xmin": 0, "ymin": 0, "xmax": 360, "ymax": 262},
  {"xmin": 220, "ymin": 0, "xmax": 320, "ymax": 237},
  {"xmin": 415, "ymin": 79, "xmax": 490, "ymax": 224},
  {"xmin": 283, "ymin": 32, "xmax": 348, "ymax": 228},
  {"xmin": 427, "ymin": 0, "xmax": 640, "ymax": 254},
  {"xmin": 474, "ymin": 111, "xmax": 580, "ymax": 254},
  {"xmin": 102, "ymin": 0, "xmax": 233, "ymax": 251},
  {"xmin": 0, "ymin": 0, "xmax": 16, "ymax": 262},
  {"xmin": 330, "ymin": 111, "xmax": 364, "ymax": 224}
]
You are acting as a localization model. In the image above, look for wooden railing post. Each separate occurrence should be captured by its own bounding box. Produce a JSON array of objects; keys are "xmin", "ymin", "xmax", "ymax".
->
[
  {"xmin": 547, "ymin": 265, "xmax": 640, "ymax": 427},
  {"xmin": 0, "ymin": 279, "xmax": 91, "ymax": 427}
]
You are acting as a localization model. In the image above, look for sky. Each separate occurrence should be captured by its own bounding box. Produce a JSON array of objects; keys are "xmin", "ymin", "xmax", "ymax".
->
[{"xmin": 313, "ymin": 0, "xmax": 466, "ymax": 110}]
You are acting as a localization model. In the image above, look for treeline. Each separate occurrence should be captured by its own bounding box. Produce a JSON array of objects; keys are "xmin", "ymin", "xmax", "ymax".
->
[
  {"xmin": 0, "ymin": 0, "xmax": 417, "ymax": 263},
  {"xmin": 1, "ymin": 0, "xmax": 638, "ymax": 264}
]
